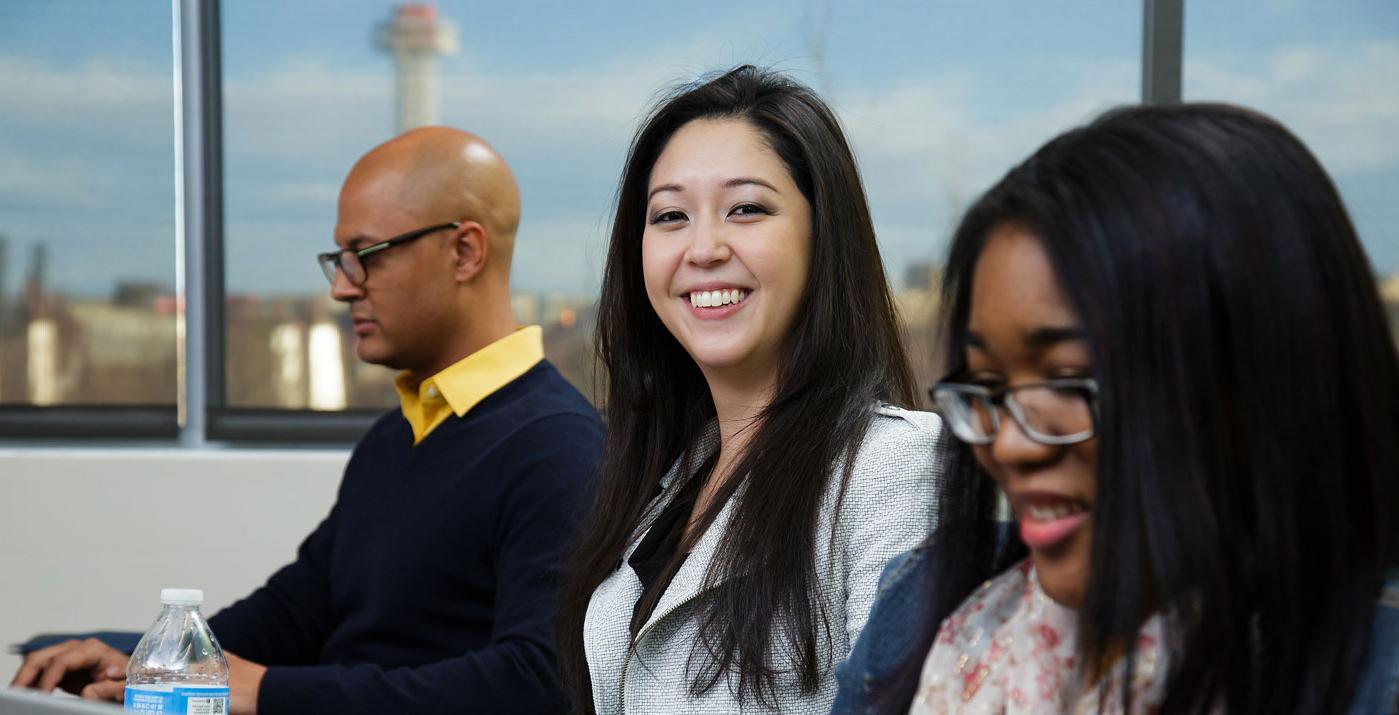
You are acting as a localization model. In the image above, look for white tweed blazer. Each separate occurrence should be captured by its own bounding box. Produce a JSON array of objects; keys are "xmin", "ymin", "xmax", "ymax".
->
[{"xmin": 583, "ymin": 404, "xmax": 943, "ymax": 714}]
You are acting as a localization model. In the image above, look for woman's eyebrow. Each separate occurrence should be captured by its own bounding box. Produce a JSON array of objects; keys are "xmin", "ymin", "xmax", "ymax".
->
[
  {"xmin": 647, "ymin": 183, "xmax": 683, "ymax": 202},
  {"xmin": 648, "ymin": 177, "xmax": 781, "ymax": 203},
  {"xmin": 1024, "ymin": 326, "xmax": 1086, "ymax": 348},
  {"xmin": 723, "ymin": 176, "xmax": 779, "ymax": 193}
]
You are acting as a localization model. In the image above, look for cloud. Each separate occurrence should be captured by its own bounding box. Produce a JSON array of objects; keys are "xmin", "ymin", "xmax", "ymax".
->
[
  {"xmin": 1186, "ymin": 42, "xmax": 1399, "ymax": 173},
  {"xmin": 0, "ymin": 156, "xmax": 95, "ymax": 206},
  {"xmin": 223, "ymin": 60, "xmax": 393, "ymax": 163},
  {"xmin": 835, "ymin": 57, "xmax": 1138, "ymax": 262},
  {"xmin": 0, "ymin": 55, "xmax": 171, "ymax": 117},
  {"xmin": 843, "ymin": 60, "xmax": 1136, "ymax": 194},
  {"xmin": 274, "ymin": 181, "xmax": 341, "ymax": 205},
  {"xmin": 510, "ymin": 217, "xmax": 612, "ymax": 293},
  {"xmin": 218, "ymin": 27, "xmax": 763, "ymax": 164},
  {"xmin": 0, "ymin": 54, "xmax": 173, "ymax": 218}
]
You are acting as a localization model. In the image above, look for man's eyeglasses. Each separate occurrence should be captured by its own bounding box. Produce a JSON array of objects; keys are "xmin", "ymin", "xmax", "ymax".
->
[
  {"xmin": 317, "ymin": 222, "xmax": 461, "ymax": 286},
  {"xmin": 928, "ymin": 377, "xmax": 1098, "ymax": 446}
]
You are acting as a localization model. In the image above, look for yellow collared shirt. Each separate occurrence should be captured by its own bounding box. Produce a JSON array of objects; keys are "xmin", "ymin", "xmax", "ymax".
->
[{"xmin": 393, "ymin": 326, "xmax": 545, "ymax": 445}]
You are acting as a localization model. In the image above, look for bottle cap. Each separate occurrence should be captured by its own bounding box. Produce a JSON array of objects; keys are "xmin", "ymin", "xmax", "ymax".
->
[{"xmin": 159, "ymin": 588, "xmax": 204, "ymax": 606}]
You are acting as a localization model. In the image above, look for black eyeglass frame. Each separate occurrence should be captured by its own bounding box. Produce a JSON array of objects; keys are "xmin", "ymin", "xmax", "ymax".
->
[
  {"xmin": 928, "ymin": 377, "xmax": 1100, "ymax": 446},
  {"xmin": 317, "ymin": 221, "xmax": 461, "ymax": 286}
]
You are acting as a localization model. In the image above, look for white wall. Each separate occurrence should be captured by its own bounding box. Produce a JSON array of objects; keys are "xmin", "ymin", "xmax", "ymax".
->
[{"xmin": 0, "ymin": 449, "xmax": 349, "ymax": 679}]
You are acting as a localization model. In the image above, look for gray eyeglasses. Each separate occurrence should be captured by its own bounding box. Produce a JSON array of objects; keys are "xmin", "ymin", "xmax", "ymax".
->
[
  {"xmin": 317, "ymin": 221, "xmax": 461, "ymax": 286},
  {"xmin": 928, "ymin": 377, "xmax": 1098, "ymax": 446}
]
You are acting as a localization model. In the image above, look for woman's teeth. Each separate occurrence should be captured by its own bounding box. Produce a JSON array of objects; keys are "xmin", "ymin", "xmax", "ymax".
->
[
  {"xmin": 1024, "ymin": 502, "xmax": 1088, "ymax": 521},
  {"xmin": 688, "ymin": 289, "xmax": 747, "ymax": 308}
]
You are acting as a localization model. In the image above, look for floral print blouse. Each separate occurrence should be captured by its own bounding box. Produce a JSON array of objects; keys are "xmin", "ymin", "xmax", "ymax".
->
[{"xmin": 910, "ymin": 560, "xmax": 1167, "ymax": 714}]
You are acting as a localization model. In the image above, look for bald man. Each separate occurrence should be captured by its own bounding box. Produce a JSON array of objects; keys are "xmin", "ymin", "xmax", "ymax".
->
[{"xmin": 11, "ymin": 128, "xmax": 604, "ymax": 714}]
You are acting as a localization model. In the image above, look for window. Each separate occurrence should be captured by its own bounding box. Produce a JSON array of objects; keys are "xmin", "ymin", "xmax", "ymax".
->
[
  {"xmin": 1183, "ymin": 2, "xmax": 1399, "ymax": 340},
  {"xmin": 27, "ymin": 1, "xmax": 1394, "ymax": 443},
  {"xmin": 218, "ymin": 0, "xmax": 1140, "ymax": 420},
  {"xmin": 0, "ymin": 2, "xmax": 178, "ymax": 416}
]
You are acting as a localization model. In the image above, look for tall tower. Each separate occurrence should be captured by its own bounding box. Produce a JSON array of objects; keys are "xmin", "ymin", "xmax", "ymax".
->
[
  {"xmin": 25, "ymin": 243, "xmax": 56, "ymax": 404},
  {"xmin": 376, "ymin": 4, "xmax": 458, "ymax": 133},
  {"xmin": 24, "ymin": 242, "xmax": 46, "ymax": 320}
]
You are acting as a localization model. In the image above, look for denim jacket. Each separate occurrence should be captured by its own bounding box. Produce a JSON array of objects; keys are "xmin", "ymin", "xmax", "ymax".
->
[
  {"xmin": 832, "ymin": 547, "xmax": 1399, "ymax": 714},
  {"xmin": 831, "ymin": 544, "xmax": 934, "ymax": 714}
]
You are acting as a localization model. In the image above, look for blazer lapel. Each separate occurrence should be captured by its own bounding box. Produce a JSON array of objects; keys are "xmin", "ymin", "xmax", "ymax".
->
[
  {"xmin": 635, "ymin": 482, "xmax": 742, "ymax": 637},
  {"xmin": 627, "ymin": 421, "xmax": 738, "ymax": 638}
]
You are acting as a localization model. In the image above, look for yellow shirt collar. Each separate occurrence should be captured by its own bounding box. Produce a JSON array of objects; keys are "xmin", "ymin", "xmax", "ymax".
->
[{"xmin": 393, "ymin": 326, "xmax": 545, "ymax": 444}]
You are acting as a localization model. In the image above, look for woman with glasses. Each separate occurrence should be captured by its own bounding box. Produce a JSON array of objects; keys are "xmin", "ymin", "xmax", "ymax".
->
[
  {"xmin": 553, "ymin": 66, "xmax": 944, "ymax": 714},
  {"xmin": 833, "ymin": 103, "xmax": 1399, "ymax": 713}
]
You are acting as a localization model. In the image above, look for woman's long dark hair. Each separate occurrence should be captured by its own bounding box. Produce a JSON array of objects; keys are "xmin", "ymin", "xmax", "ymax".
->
[
  {"xmin": 877, "ymin": 103, "xmax": 1399, "ymax": 713},
  {"xmin": 555, "ymin": 66, "xmax": 915, "ymax": 711}
]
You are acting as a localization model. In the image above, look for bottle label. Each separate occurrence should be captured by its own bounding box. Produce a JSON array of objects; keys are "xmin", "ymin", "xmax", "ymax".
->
[{"xmin": 124, "ymin": 684, "xmax": 229, "ymax": 714}]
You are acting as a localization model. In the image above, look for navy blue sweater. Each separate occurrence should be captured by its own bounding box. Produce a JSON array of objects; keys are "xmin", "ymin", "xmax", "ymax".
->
[{"xmin": 208, "ymin": 361, "xmax": 603, "ymax": 714}]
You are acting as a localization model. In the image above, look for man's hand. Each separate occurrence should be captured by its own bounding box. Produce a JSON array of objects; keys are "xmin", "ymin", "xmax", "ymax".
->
[
  {"xmin": 9, "ymin": 638, "xmax": 129, "ymax": 700},
  {"xmin": 10, "ymin": 640, "xmax": 266, "ymax": 713},
  {"xmin": 225, "ymin": 651, "xmax": 266, "ymax": 715}
]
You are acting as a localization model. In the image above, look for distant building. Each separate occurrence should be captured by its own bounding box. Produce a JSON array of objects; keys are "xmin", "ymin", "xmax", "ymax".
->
[
  {"xmin": 17, "ymin": 296, "xmax": 179, "ymax": 405},
  {"xmin": 904, "ymin": 261, "xmax": 940, "ymax": 294},
  {"xmin": 0, "ymin": 234, "xmax": 8, "ymax": 309},
  {"xmin": 113, "ymin": 281, "xmax": 167, "ymax": 309},
  {"xmin": 511, "ymin": 293, "xmax": 541, "ymax": 326},
  {"xmin": 1382, "ymin": 274, "xmax": 1399, "ymax": 346},
  {"xmin": 1382, "ymin": 274, "xmax": 1399, "ymax": 304},
  {"xmin": 892, "ymin": 262, "xmax": 947, "ymax": 404}
]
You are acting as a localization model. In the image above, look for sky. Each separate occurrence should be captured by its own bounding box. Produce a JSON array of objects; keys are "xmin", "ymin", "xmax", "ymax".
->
[{"xmin": 0, "ymin": 0, "xmax": 1395, "ymax": 300}]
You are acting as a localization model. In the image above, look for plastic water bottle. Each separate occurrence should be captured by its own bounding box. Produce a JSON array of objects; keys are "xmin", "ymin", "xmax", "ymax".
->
[{"xmin": 124, "ymin": 588, "xmax": 230, "ymax": 714}]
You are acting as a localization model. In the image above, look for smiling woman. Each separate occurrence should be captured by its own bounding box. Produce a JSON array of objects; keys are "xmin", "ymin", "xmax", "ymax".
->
[
  {"xmin": 641, "ymin": 118, "xmax": 812, "ymax": 383},
  {"xmin": 852, "ymin": 103, "xmax": 1399, "ymax": 714},
  {"xmin": 951, "ymin": 224, "xmax": 1098, "ymax": 607},
  {"xmin": 556, "ymin": 65, "xmax": 946, "ymax": 714}
]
